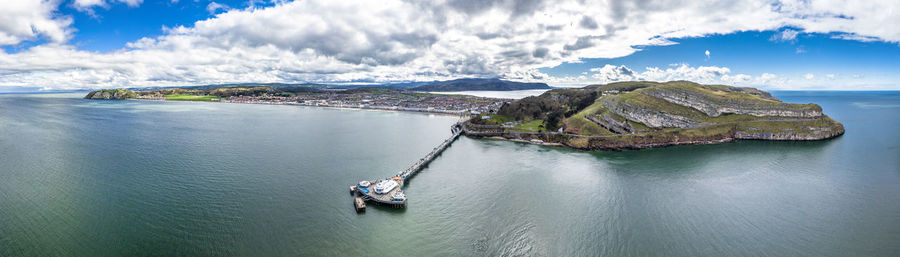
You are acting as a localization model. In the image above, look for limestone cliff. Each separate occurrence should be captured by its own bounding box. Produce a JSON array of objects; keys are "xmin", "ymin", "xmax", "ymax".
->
[
  {"xmin": 466, "ymin": 80, "xmax": 844, "ymax": 151},
  {"xmin": 639, "ymin": 84, "xmax": 822, "ymax": 118}
]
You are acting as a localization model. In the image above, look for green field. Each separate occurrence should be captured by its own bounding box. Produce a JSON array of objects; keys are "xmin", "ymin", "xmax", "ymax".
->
[
  {"xmin": 165, "ymin": 94, "xmax": 221, "ymax": 102},
  {"xmin": 478, "ymin": 114, "xmax": 515, "ymax": 125},
  {"xmin": 511, "ymin": 119, "xmax": 546, "ymax": 132}
]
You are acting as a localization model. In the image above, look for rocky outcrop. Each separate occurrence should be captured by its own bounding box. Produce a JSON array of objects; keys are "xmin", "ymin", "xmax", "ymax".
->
[
  {"xmin": 601, "ymin": 97, "xmax": 700, "ymax": 128},
  {"xmin": 85, "ymin": 89, "xmax": 137, "ymax": 100},
  {"xmin": 640, "ymin": 85, "xmax": 822, "ymax": 118},
  {"xmin": 586, "ymin": 113, "xmax": 634, "ymax": 134},
  {"xmin": 735, "ymin": 123, "xmax": 845, "ymax": 140}
]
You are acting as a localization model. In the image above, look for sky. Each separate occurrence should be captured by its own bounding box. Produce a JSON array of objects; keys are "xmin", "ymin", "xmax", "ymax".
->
[{"xmin": 0, "ymin": 0, "xmax": 898, "ymax": 91}]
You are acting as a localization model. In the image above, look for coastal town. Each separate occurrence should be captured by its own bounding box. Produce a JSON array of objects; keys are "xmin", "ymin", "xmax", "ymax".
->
[
  {"xmin": 87, "ymin": 84, "xmax": 516, "ymax": 115},
  {"xmin": 222, "ymin": 91, "xmax": 511, "ymax": 115}
]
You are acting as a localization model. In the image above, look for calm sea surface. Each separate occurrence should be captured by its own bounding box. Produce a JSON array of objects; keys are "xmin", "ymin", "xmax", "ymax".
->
[{"xmin": 1, "ymin": 91, "xmax": 898, "ymax": 256}]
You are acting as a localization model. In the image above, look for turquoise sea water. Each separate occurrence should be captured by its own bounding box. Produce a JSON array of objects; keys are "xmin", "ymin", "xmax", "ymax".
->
[{"xmin": 0, "ymin": 91, "xmax": 898, "ymax": 256}]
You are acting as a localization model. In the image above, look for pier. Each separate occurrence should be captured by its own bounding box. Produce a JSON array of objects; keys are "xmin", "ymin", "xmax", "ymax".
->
[{"xmin": 350, "ymin": 121, "xmax": 465, "ymax": 211}]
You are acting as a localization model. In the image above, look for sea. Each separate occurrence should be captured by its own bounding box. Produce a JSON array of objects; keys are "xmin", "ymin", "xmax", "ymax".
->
[{"xmin": 0, "ymin": 91, "xmax": 897, "ymax": 256}]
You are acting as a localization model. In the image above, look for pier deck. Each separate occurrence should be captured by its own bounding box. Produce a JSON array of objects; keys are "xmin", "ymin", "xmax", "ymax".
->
[
  {"xmin": 351, "ymin": 121, "xmax": 464, "ymax": 209},
  {"xmin": 354, "ymin": 197, "xmax": 366, "ymax": 212}
]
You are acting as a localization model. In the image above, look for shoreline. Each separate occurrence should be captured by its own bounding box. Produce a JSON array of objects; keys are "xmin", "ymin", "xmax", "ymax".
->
[
  {"xmin": 487, "ymin": 136, "xmax": 564, "ymax": 147},
  {"xmin": 463, "ymin": 122, "xmax": 844, "ymax": 151},
  {"xmin": 223, "ymin": 100, "xmax": 469, "ymax": 118},
  {"xmin": 130, "ymin": 98, "xmax": 469, "ymax": 118},
  {"xmin": 476, "ymin": 132, "xmax": 843, "ymax": 152},
  {"xmin": 120, "ymin": 96, "xmax": 843, "ymax": 152}
]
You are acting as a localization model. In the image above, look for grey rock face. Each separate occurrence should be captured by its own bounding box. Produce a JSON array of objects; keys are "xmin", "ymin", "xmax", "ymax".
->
[
  {"xmin": 602, "ymin": 97, "xmax": 699, "ymax": 128},
  {"xmin": 642, "ymin": 87, "xmax": 823, "ymax": 118},
  {"xmin": 735, "ymin": 123, "xmax": 844, "ymax": 140}
]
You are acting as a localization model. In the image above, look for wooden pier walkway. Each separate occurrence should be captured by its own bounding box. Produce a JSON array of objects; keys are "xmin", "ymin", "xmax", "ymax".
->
[{"xmin": 350, "ymin": 121, "xmax": 466, "ymax": 211}]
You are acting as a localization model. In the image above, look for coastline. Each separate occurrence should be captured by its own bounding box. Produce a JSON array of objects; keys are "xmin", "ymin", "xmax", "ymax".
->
[
  {"xmin": 128, "ymin": 97, "xmax": 469, "ymax": 118},
  {"xmin": 138, "ymin": 96, "xmax": 844, "ymax": 151},
  {"xmin": 224, "ymin": 100, "xmax": 469, "ymax": 118},
  {"xmin": 487, "ymin": 136, "xmax": 564, "ymax": 147},
  {"xmin": 462, "ymin": 122, "xmax": 844, "ymax": 151},
  {"xmin": 103, "ymin": 90, "xmax": 845, "ymax": 152}
]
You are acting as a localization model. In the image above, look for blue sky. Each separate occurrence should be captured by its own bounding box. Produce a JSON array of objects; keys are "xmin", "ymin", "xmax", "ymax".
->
[
  {"xmin": 543, "ymin": 31, "xmax": 900, "ymax": 77},
  {"xmin": 541, "ymin": 30, "xmax": 900, "ymax": 89},
  {"xmin": 0, "ymin": 0, "xmax": 898, "ymax": 90},
  {"xmin": 62, "ymin": 1, "xmax": 277, "ymax": 52}
]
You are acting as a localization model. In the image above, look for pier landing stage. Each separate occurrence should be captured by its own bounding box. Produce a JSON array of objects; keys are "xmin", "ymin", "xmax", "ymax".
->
[{"xmin": 351, "ymin": 123, "xmax": 463, "ymax": 210}]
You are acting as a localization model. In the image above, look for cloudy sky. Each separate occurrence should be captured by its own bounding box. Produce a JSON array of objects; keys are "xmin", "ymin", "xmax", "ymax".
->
[{"xmin": 1, "ymin": 0, "xmax": 898, "ymax": 91}]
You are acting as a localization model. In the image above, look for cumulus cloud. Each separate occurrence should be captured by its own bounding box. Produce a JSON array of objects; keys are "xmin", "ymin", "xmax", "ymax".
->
[
  {"xmin": 580, "ymin": 63, "xmax": 791, "ymax": 89},
  {"xmin": 805, "ymin": 73, "xmax": 815, "ymax": 80},
  {"xmin": 0, "ymin": 0, "xmax": 72, "ymax": 46},
  {"xmin": 1, "ymin": 0, "xmax": 900, "ymax": 89},
  {"xmin": 771, "ymin": 29, "xmax": 800, "ymax": 42},
  {"xmin": 579, "ymin": 16, "xmax": 599, "ymax": 29},
  {"xmin": 206, "ymin": 2, "xmax": 229, "ymax": 14},
  {"xmin": 642, "ymin": 64, "xmax": 731, "ymax": 84},
  {"xmin": 590, "ymin": 64, "xmax": 636, "ymax": 81}
]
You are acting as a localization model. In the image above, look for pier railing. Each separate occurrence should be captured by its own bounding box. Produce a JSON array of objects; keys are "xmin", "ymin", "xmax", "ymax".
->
[{"xmin": 399, "ymin": 124, "xmax": 463, "ymax": 182}]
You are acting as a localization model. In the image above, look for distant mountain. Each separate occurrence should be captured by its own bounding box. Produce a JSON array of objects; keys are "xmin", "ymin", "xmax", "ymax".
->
[{"xmin": 408, "ymin": 78, "xmax": 550, "ymax": 91}]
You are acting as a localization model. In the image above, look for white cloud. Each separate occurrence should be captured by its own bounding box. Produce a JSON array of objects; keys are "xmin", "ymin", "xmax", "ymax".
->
[
  {"xmin": 206, "ymin": 2, "xmax": 229, "ymax": 14},
  {"xmin": 73, "ymin": 0, "xmax": 143, "ymax": 13},
  {"xmin": 826, "ymin": 74, "xmax": 835, "ymax": 79},
  {"xmin": 831, "ymin": 33, "xmax": 881, "ymax": 42},
  {"xmin": 1, "ymin": 0, "xmax": 900, "ymax": 90},
  {"xmin": 0, "ymin": 0, "xmax": 72, "ymax": 46},
  {"xmin": 771, "ymin": 29, "xmax": 800, "ymax": 42},
  {"xmin": 590, "ymin": 64, "xmax": 636, "ymax": 81},
  {"xmin": 588, "ymin": 63, "xmax": 727, "ymax": 84},
  {"xmin": 561, "ymin": 63, "xmax": 792, "ymax": 89},
  {"xmin": 641, "ymin": 64, "xmax": 732, "ymax": 84},
  {"xmin": 805, "ymin": 73, "xmax": 815, "ymax": 80}
]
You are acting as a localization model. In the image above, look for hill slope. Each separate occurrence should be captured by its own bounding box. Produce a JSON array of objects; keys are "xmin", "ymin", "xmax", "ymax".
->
[{"xmin": 465, "ymin": 81, "xmax": 844, "ymax": 150}]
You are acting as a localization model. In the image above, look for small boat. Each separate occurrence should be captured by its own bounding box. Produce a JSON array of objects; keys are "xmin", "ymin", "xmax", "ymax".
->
[{"xmin": 358, "ymin": 181, "xmax": 370, "ymax": 188}]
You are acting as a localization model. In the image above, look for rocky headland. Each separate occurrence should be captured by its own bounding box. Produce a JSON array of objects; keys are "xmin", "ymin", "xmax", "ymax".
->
[
  {"xmin": 464, "ymin": 81, "xmax": 844, "ymax": 150},
  {"xmin": 84, "ymin": 89, "xmax": 137, "ymax": 100}
]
